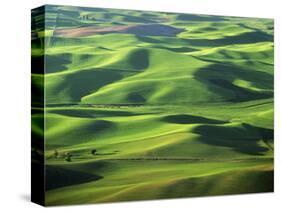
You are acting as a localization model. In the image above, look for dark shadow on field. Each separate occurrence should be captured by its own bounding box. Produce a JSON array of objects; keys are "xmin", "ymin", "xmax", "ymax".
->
[
  {"xmin": 45, "ymin": 53, "xmax": 72, "ymax": 73},
  {"xmin": 46, "ymin": 165, "xmax": 103, "ymax": 190},
  {"xmin": 192, "ymin": 26, "xmax": 218, "ymax": 32},
  {"xmin": 210, "ymin": 31, "xmax": 272, "ymax": 45},
  {"xmin": 194, "ymin": 63, "xmax": 273, "ymax": 102},
  {"xmin": 128, "ymin": 49, "xmax": 149, "ymax": 70},
  {"xmin": 238, "ymin": 23, "xmax": 274, "ymax": 34},
  {"xmin": 176, "ymin": 14, "xmax": 226, "ymax": 22},
  {"xmin": 182, "ymin": 30, "xmax": 273, "ymax": 47},
  {"xmin": 127, "ymin": 92, "xmax": 146, "ymax": 103},
  {"xmin": 162, "ymin": 114, "xmax": 227, "ymax": 124},
  {"xmin": 153, "ymin": 46, "xmax": 197, "ymax": 53},
  {"xmin": 53, "ymin": 68, "xmax": 123, "ymax": 102},
  {"xmin": 48, "ymin": 109, "xmax": 151, "ymax": 118},
  {"xmin": 122, "ymin": 24, "xmax": 184, "ymax": 37},
  {"xmin": 76, "ymin": 120, "xmax": 114, "ymax": 134},
  {"xmin": 193, "ymin": 123, "xmax": 273, "ymax": 155}
]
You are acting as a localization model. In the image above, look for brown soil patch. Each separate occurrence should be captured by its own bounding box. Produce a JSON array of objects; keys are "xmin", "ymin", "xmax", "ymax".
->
[{"xmin": 54, "ymin": 25, "xmax": 131, "ymax": 37}]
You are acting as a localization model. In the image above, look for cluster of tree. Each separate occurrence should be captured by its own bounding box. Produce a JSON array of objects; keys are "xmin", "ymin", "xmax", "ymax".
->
[
  {"xmin": 91, "ymin": 149, "xmax": 97, "ymax": 155},
  {"xmin": 53, "ymin": 149, "xmax": 98, "ymax": 162},
  {"xmin": 65, "ymin": 152, "xmax": 72, "ymax": 162},
  {"xmin": 53, "ymin": 150, "xmax": 72, "ymax": 162}
]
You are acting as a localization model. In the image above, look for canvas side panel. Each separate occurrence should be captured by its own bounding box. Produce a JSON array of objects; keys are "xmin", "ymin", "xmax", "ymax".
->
[{"xmin": 31, "ymin": 5, "xmax": 46, "ymax": 206}]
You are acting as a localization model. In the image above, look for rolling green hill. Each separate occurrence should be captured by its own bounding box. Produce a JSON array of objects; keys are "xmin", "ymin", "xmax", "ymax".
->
[{"xmin": 31, "ymin": 5, "xmax": 274, "ymax": 205}]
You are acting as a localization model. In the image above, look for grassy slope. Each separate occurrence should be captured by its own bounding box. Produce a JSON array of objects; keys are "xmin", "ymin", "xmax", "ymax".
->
[
  {"xmin": 46, "ymin": 160, "xmax": 273, "ymax": 205},
  {"xmin": 31, "ymin": 5, "xmax": 274, "ymax": 205}
]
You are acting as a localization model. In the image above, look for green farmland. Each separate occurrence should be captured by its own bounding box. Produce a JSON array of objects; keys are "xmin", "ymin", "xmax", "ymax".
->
[{"xmin": 31, "ymin": 5, "xmax": 274, "ymax": 205}]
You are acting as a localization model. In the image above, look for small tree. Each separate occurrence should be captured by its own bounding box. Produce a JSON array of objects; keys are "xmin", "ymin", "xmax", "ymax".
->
[
  {"xmin": 91, "ymin": 149, "xmax": 97, "ymax": 155},
  {"xmin": 65, "ymin": 155, "xmax": 71, "ymax": 162},
  {"xmin": 54, "ymin": 149, "xmax": 59, "ymax": 158},
  {"xmin": 64, "ymin": 152, "xmax": 72, "ymax": 162}
]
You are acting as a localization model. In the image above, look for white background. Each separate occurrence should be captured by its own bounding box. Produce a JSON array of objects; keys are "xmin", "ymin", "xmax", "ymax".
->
[{"xmin": 0, "ymin": 0, "xmax": 280, "ymax": 211}]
